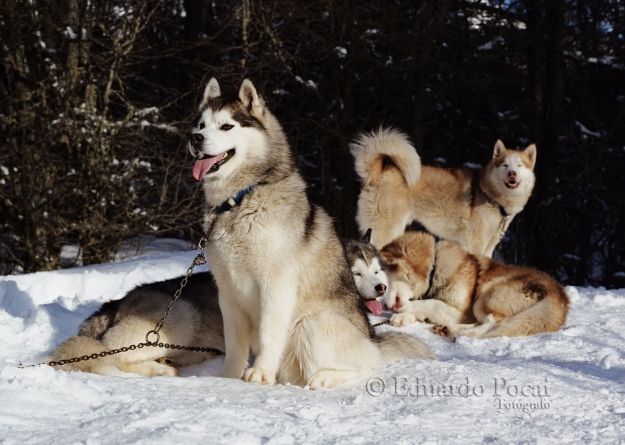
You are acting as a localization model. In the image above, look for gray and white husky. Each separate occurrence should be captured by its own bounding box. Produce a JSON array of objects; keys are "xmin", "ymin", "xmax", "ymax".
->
[
  {"xmin": 47, "ymin": 272, "xmax": 225, "ymax": 377},
  {"xmin": 190, "ymin": 78, "xmax": 432, "ymax": 388},
  {"xmin": 343, "ymin": 229, "xmax": 389, "ymax": 316}
]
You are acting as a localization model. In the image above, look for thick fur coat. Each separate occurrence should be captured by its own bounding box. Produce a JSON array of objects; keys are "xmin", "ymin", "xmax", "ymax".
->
[
  {"xmin": 381, "ymin": 231, "xmax": 569, "ymax": 340},
  {"xmin": 350, "ymin": 128, "xmax": 537, "ymax": 257}
]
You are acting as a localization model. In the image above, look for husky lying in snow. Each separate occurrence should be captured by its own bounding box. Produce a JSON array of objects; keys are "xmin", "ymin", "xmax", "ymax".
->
[
  {"xmin": 189, "ymin": 78, "xmax": 433, "ymax": 388},
  {"xmin": 381, "ymin": 231, "xmax": 569, "ymax": 340},
  {"xmin": 350, "ymin": 127, "xmax": 537, "ymax": 258},
  {"xmin": 47, "ymin": 272, "xmax": 225, "ymax": 377},
  {"xmin": 343, "ymin": 229, "xmax": 389, "ymax": 316}
]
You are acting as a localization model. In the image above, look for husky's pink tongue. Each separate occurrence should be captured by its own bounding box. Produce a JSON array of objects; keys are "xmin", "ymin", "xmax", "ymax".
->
[
  {"xmin": 365, "ymin": 299, "xmax": 383, "ymax": 316},
  {"xmin": 392, "ymin": 302, "xmax": 400, "ymax": 312},
  {"xmin": 193, "ymin": 154, "xmax": 225, "ymax": 181}
]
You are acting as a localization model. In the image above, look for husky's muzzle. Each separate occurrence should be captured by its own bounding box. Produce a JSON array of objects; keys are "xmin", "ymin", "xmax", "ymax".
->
[
  {"xmin": 189, "ymin": 132, "xmax": 236, "ymax": 180},
  {"xmin": 505, "ymin": 170, "xmax": 520, "ymax": 189},
  {"xmin": 189, "ymin": 132, "xmax": 204, "ymax": 156}
]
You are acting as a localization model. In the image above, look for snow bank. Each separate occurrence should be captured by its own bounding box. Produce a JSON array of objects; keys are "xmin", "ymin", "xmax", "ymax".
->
[{"xmin": 1, "ymin": 246, "xmax": 624, "ymax": 443}]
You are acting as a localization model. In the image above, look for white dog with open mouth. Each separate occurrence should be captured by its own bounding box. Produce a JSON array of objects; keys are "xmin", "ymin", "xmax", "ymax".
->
[{"xmin": 188, "ymin": 78, "xmax": 433, "ymax": 388}]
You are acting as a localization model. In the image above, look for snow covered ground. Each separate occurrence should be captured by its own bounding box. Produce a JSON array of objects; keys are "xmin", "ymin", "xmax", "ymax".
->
[{"xmin": 1, "ymin": 239, "xmax": 625, "ymax": 444}]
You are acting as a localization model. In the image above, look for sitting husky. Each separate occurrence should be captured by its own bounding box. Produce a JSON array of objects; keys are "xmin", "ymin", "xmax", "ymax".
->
[
  {"xmin": 350, "ymin": 128, "xmax": 537, "ymax": 257},
  {"xmin": 189, "ymin": 78, "xmax": 432, "ymax": 388},
  {"xmin": 380, "ymin": 231, "xmax": 569, "ymax": 340}
]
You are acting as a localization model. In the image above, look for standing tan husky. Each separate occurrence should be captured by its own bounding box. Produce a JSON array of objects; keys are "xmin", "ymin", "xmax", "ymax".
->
[
  {"xmin": 350, "ymin": 128, "xmax": 537, "ymax": 257},
  {"xmin": 380, "ymin": 231, "xmax": 569, "ymax": 340},
  {"xmin": 189, "ymin": 78, "xmax": 433, "ymax": 389}
]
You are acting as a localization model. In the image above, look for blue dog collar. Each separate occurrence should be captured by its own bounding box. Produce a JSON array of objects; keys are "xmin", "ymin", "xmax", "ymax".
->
[{"xmin": 214, "ymin": 184, "xmax": 258, "ymax": 214}]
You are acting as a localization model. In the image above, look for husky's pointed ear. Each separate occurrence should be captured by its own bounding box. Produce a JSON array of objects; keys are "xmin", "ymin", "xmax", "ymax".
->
[
  {"xmin": 239, "ymin": 79, "xmax": 265, "ymax": 114},
  {"xmin": 361, "ymin": 228, "xmax": 372, "ymax": 244},
  {"xmin": 200, "ymin": 77, "xmax": 221, "ymax": 109},
  {"xmin": 524, "ymin": 143, "xmax": 537, "ymax": 169},
  {"xmin": 493, "ymin": 140, "xmax": 506, "ymax": 158}
]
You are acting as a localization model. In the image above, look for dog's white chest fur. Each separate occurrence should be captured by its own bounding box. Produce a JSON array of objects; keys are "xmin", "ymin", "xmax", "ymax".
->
[{"xmin": 206, "ymin": 183, "xmax": 304, "ymax": 324}]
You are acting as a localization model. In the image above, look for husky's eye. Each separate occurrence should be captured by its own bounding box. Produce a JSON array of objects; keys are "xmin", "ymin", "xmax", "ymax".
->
[
  {"xmin": 198, "ymin": 123, "xmax": 205, "ymax": 129},
  {"xmin": 220, "ymin": 124, "xmax": 234, "ymax": 131},
  {"xmin": 374, "ymin": 270, "xmax": 380, "ymax": 275},
  {"xmin": 502, "ymin": 164, "xmax": 508, "ymax": 168},
  {"xmin": 353, "ymin": 272, "xmax": 362, "ymax": 277}
]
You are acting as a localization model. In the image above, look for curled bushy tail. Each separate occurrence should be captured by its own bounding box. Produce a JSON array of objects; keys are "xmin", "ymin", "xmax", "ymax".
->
[
  {"xmin": 77, "ymin": 299, "xmax": 122, "ymax": 339},
  {"xmin": 375, "ymin": 331, "xmax": 435, "ymax": 363},
  {"xmin": 482, "ymin": 289, "xmax": 569, "ymax": 338},
  {"xmin": 350, "ymin": 127, "xmax": 421, "ymax": 187}
]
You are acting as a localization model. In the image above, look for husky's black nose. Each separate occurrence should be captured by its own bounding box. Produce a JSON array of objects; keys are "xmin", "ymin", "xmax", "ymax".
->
[
  {"xmin": 190, "ymin": 133, "xmax": 204, "ymax": 150},
  {"xmin": 375, "ymin": 283, "xmax": 387, "ymax": 295}
]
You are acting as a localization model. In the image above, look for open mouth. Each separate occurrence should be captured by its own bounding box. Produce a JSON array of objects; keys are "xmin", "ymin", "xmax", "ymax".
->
[
  {"xmin": 362, "ymin": 297, "xmax": 383, "ymax": 316},
  {"xmin": 192, "ymin": 149, "xmax": 235, "ymax": 181},
  {"xmin": 505, "ymin": 180, "xmax": 520, "ymax": 189}
]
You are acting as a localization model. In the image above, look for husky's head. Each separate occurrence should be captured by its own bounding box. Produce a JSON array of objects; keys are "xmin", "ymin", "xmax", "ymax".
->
[
  {"xmin": 489, "ymin": 140, "xmax": 537, "ymax": 195},
  {"xmin": 344, "ymin": 229, "xmax": 389, "ymax": 316},
  {"xmin": 379, "ymin": 231, "xmax": 437, "ymax": 312},
  {"xmin": 189, "ymin": 78, "xmax": 294, "ymax": 205}
]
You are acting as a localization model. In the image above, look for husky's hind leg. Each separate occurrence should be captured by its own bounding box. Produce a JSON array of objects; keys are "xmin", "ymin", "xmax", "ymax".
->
[
  {"xmin": 390, "ymin": 299, "xmax": 466, "ymax": 327},
  {"xmin": 453, "ymin": 314, "xmax": 499, "ymax": 340},
  {"xmin": 308, "ymin": 370, "xmax": 363, "ymax": 390},
  {"xmin": 432, "ymin": 323, "xmax": 477, "ymax": 339},
  {"xmin": 120, "ymin": 360, "xmax": 178, "ymax": 377},
  {"xmin": 291, "ymin": 310, "xmax": 381, "ymax": 389}
]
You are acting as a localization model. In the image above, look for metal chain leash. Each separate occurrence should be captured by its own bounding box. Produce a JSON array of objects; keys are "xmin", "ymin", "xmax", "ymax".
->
[
  {"xmin": 144, "ymin": 236, "xmax": 210, "ymax": 345},
  {"xmin": 23, "ymin": 211, "xmax": 222, "ymax": 370},
  {"xmin": 44, "ymin": 342, "xmax": 222, "ymax": 368},
  {"xmin": 496, "ymin": 214, "xmax": 511, "ymax": 251},
  {"xmin": 483, "ymin": 192, "xmax": 511, "ymax": 251}
]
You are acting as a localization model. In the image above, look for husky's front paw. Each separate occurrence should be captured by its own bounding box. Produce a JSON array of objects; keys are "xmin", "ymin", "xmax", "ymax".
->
[
  {"xmin": 156, "ymin": 357, "xmax": 177, "ymax": 367},
  {"xmin": 243, "ymin": 367, "xmax": 276, "ymax": 385},
  {"xmin": 154, "ymin": 363, "xmax": 178, "ymax": 377},
  {"xmin": 432, "ymin": 324, "xmax": 449, "ymax": 337},
  {"xmin": 390, "ymin": 312, "xmax": 417, "ymax": 327},
  {"xmin": 307, "ymin": 370, "xmax": 351, "ymax": 389},
  {"xmin": 123, "ymin": 360, "xmax": 178, "ymax": 377},
  {"xmin": 453, "ymin": 329, "xmax": 476, "ymax": 341}
]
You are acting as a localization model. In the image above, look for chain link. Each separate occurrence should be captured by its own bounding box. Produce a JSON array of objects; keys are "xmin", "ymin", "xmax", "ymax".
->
[
  {"xmin": 483, "ymin": 192, "xmax": 511, "ymax": 252},
  {"xmin": 29, "ymin": 341, "xmax": 223, "ymax": 369},
  {"xmin": 496, "ymin": 214, "xmax": 511, "ymax": 251},
  {"xmin": 149, "ymin": 245, "xmax": 207, "ymax": 340},
  {"xmin": 23, "ymin": 225, "xmax": 220, "ymax": 370}
]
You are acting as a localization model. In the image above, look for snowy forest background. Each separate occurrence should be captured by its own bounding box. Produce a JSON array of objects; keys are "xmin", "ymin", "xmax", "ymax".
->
[{"xmin": 1, "ymin": 0, "xmax": 624, "ymax": 287}]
